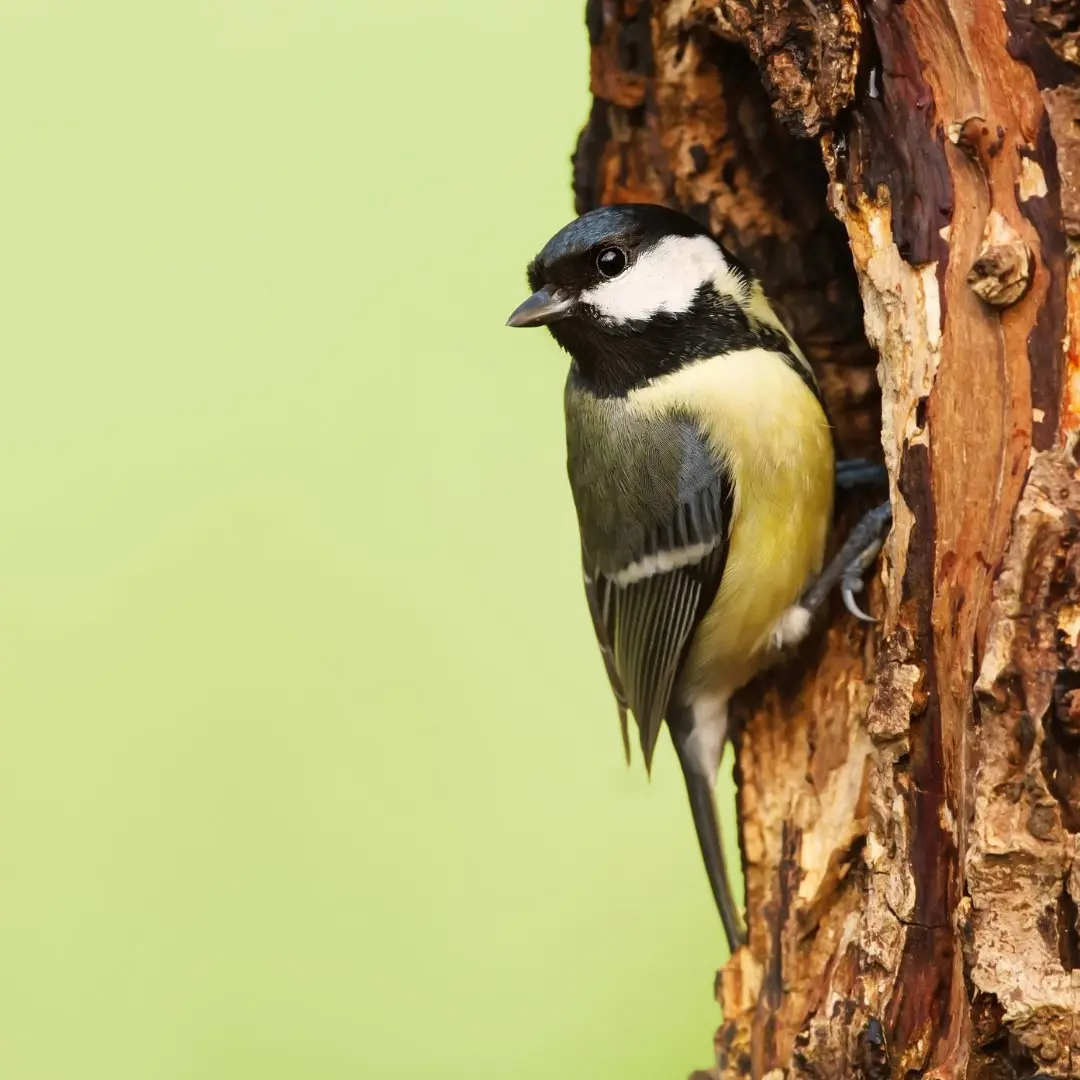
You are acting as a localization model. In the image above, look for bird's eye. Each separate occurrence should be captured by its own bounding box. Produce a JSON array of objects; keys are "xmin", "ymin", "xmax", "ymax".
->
[{"xmin": 596, "ymin": 247, "xmax": 627, "ymax": 278}]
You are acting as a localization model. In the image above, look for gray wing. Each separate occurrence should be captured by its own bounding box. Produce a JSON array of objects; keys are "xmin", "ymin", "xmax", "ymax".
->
[
  {"xmin": 582, "ymin": 555, "xmax": 631, "ymax": 764},
  {"xmin": 581, "ymin": 481, "xmax": 733, "ymax": 772}
]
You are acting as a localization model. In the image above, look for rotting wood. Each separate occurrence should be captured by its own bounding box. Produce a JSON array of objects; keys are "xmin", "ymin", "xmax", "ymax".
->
[{"xmin": 572, "ymin": 0, "xmax": 1080, "ymax": 1075}]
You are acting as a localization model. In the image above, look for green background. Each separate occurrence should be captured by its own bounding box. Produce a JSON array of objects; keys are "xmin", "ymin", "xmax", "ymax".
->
[{"xmin": 1, "ymin": 3, "xmax": 738, "ymax": 1077}]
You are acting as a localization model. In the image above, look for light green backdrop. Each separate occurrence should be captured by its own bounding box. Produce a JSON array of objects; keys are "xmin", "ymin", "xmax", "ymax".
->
[{"xmin": 0, "ymin": 3, "xmax": 738, "ymax": 1077}]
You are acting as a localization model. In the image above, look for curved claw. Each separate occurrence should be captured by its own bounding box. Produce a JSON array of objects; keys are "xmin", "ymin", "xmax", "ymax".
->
[{"xmin": 842, "ymin": 575, "xmax": 877, "ymax": 622}]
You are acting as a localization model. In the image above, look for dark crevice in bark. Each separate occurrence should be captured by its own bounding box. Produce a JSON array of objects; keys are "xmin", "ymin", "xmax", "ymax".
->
[
  {"xmin": 1044, "ymin": 670, "xmax": 1080, "ymax": 833},
  {"xmin": 837, "ymin": 0, "xmax": 954, "ymax": 266},
  {"xmin": 894, "ymin": 441, "xmax": 958, "ymax": 1053},
  {"xmin": 1056, "ymin": 878, "xmax": 1080, "ymax": 973},
  {"xmin": 1018, "ymin": 115, "xmax": 1068, "ymax": 450}
]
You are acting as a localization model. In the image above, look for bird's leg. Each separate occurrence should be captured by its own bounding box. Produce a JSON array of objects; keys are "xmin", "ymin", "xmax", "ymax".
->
[
  {"xmin": 835, "ymin": 458, "xmax": 889, "ymax": 493},
  {"xmin": 800, "ymin": 502, "xmax": 893, "ymax": 622}
]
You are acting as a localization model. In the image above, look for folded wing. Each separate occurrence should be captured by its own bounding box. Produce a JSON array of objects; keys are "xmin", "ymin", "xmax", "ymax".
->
[{"xmin": 582, "ymin": 476, "xmax": 733, "ymax": 769}]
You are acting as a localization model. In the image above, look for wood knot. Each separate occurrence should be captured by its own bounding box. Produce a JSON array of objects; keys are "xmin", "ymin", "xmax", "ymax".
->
[
  {"xmin": 967, "ymin": 210, "xmax": 1033, "ymax": 308},
  {"xmin": 946, "ymin": 115, "xmax": 1005, "ymax": 166}
]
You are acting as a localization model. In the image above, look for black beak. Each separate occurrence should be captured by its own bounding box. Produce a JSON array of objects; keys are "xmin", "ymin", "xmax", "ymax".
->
[{"xmin": 505, "ymin": 286, "xmax": 574, "ymax": 328}]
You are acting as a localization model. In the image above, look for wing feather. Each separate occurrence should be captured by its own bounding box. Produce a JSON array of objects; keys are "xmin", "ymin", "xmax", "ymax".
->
[
  {"xmin": 569, "ymin": 403, "xmax": 734, "ymax": 768},
  {"xmin": 628, "ymin": 573, "xmax": 689, "ymax": 764},
  {"xmin": 581, "ymin": 480, "xmax": 733, "ymax": 770},
  {"xmin": 582, "ymin": 561, "xmax": 630, "ymax": 762}
]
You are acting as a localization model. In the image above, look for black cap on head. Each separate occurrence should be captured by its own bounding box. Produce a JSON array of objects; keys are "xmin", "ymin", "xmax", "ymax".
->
[{"xmin": 525, "ymin": 204, "xmax": 712, "ymax": 294}]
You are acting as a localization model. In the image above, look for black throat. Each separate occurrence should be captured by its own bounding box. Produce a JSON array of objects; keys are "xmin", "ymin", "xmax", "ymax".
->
[{"xmin": 552, "ymin": 286, "xmax": 818, "ymax": 400}]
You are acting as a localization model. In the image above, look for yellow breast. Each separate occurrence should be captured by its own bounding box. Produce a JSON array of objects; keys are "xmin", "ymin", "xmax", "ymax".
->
[{"xmin": 625, "ymin": 347, "xmax": 835, "ymax": 697}]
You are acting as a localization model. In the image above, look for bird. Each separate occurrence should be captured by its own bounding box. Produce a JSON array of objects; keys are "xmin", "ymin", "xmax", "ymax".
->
[{"xmin": 506, "ymin": 203, "xmax": 889, "ymax": 951}]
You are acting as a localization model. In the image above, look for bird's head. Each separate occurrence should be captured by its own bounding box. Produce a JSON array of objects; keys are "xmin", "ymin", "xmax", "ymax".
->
[{"xmin": 507, "ymin": 204, "xmax": 762, "ymax": 397}]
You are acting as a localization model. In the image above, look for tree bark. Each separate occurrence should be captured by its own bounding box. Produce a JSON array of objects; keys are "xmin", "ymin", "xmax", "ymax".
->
[{"xmin": 573, "ymin": 0, "xmax": 1080, "ymax": 1076}]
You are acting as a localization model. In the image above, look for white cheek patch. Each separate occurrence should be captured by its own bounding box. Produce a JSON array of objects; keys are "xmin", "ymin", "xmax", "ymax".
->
[{"xmin": 579, "ymin": 234, "xmax": 745, "ymax": 324}]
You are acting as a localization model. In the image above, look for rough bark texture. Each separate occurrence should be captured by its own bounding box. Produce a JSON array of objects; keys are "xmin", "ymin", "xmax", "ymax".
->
[{"xmin": 574, "ymin": 0, "xmax": 1080, "ymax": 1076}]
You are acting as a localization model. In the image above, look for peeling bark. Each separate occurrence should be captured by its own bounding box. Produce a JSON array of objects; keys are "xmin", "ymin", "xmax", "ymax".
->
[{"xmin": 572, "ymin": 0, "xmax": 1080, "ymax": 1075}]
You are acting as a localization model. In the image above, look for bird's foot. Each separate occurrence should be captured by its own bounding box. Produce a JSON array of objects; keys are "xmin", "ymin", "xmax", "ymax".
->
[
  {"xmin": 835, "ymin": 458, "xmax": 889, "ymax": 493},
  {"xmin": 799, "ymin": 502, "xmax": 893, "ymax": 623}
]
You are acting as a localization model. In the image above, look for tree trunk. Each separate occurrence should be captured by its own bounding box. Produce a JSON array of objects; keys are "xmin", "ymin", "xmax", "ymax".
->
[{"xmin": 573, "ymin": 0, "xmax": 1080, "ymax": 1076}]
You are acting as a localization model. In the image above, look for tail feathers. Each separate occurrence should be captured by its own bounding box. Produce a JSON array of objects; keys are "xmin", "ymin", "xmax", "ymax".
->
[{"xmin": 671, "ymin": 724, "xmax": 747, "ymax": 952}]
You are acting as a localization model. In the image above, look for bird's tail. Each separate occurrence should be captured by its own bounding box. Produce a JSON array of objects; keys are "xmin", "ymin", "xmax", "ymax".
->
[{"xmin": 670, "ymin": 718, "xmax": 747, "ymax": 952}]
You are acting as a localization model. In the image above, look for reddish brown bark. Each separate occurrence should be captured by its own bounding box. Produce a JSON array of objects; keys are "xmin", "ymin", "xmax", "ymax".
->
[{"xmin": 573, "ymin": 0, "xmax": 1080, "ymax": 1075}]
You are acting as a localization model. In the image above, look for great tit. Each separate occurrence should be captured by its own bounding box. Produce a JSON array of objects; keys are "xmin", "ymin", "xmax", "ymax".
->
[{"xmin": 507, "ymin": 204, "xmax": 889, "ymax": 950}]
